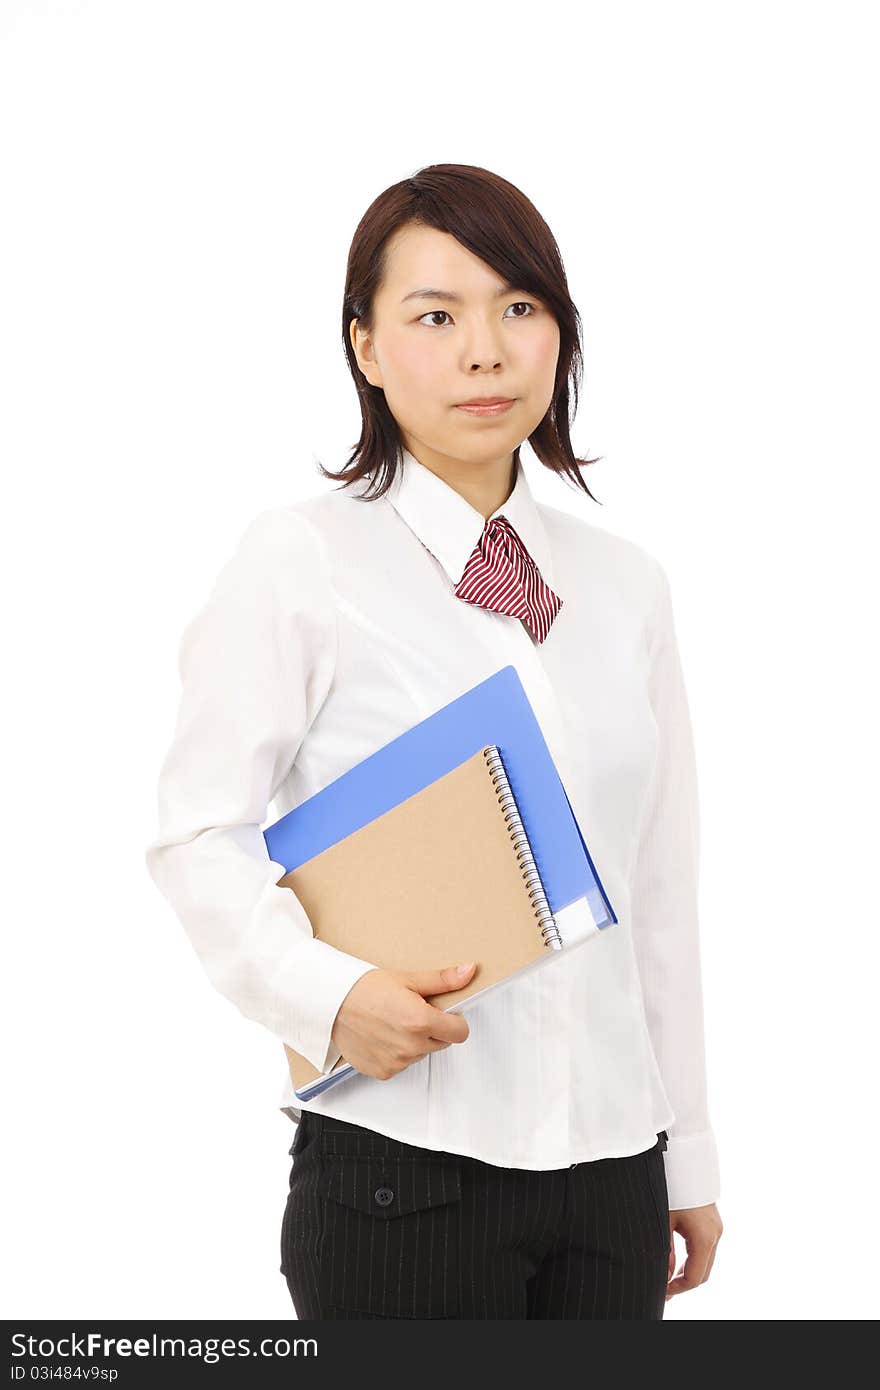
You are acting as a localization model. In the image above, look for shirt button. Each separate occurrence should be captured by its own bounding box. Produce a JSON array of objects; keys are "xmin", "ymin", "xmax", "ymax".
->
[{"xmin": 374, "ymin": 1186, "xmax": 395, "ymax": 1207}]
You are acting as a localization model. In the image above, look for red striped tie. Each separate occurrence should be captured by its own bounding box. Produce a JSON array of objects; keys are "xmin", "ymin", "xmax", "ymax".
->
[{"xmin": 453, "ymin": 515, "xmax": 563, "ymax": 644}]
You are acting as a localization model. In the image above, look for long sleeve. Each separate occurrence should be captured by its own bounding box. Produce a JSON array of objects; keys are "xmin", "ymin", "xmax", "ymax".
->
[
  {"xmin": 630, "ymin": 561, "xmax": 721, "ymax": 1210},
  {"xmin": 144, "ymin": 506, "xmax": 377, "ymax": 1075}
]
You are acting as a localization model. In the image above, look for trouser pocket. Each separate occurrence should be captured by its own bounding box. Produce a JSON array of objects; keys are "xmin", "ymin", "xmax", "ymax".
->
[{"xmin": 317, "ymin": 1139, "xmax": 463, "ymax": 1317}]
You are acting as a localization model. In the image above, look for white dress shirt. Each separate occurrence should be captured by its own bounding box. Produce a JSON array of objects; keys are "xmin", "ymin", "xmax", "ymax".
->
[{"xmin": 145, "ymin": 447, "xmax": 720, "ymax": 1210}]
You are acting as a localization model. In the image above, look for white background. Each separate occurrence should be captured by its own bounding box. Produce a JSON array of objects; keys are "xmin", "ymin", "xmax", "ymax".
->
[{"xmin": 2, "ymin": 0, "xmax": 877, "ymax": 1322}]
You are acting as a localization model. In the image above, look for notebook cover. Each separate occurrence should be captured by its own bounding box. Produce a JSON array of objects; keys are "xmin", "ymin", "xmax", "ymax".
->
[
  {"xmin": 277, "ymin": 746, "xmax": 570, "ymax": 1095},
  {"xmin": 265, "ymin": 663, "xmax": 616, "ymax": 931}
]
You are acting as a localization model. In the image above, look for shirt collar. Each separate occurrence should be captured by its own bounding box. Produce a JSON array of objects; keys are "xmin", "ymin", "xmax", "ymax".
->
[{"xmin": 382, "ymin": 446, "xmax": 556, "ymax": 591}]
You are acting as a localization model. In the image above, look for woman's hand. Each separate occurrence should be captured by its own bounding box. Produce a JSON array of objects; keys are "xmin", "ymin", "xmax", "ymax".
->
[
  {"xmin": 330, "ymin": 962, "xmax": 478, "ymax": 1080},
  {"xmin": 665, "ymin": 1204, "xmax": 723, "ymax": 1301}
]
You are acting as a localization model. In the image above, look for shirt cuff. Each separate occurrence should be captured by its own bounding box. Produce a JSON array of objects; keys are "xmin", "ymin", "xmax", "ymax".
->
[
  {"xmin": 276, "ymin": 936, "xmax": 377, "ymax": 1075},
  {"xmin": 663, "ymin": 1128, "xmax": 721, "ymax": 1210}
]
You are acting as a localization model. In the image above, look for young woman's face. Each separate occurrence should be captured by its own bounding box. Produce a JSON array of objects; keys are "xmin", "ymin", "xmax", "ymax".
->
[{"xmin": 352, "ymin": 222, "xmax": 561, "ymax": 470}]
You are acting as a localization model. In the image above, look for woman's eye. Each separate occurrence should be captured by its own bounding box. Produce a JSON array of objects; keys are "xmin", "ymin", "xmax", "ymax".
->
[{"xmin": 417, "ymin": 301, "xmax": 537, "ymax": 327}]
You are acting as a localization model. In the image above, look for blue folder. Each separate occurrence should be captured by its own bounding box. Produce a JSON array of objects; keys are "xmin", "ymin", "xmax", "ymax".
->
[{"xmin": 264, "ymin": 664, "xmax": 616, "ymax": 933}]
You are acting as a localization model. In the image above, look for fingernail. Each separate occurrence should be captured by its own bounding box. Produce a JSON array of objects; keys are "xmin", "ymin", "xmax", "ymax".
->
[{"xmin": 456, "ymin": 962, "xmax": 475, "ymax": 975}]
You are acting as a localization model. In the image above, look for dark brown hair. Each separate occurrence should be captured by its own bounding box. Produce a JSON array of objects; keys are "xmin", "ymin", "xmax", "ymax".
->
[{"xmin": 318, "ymin": 163, "xmax": 603, "ymax": 503}]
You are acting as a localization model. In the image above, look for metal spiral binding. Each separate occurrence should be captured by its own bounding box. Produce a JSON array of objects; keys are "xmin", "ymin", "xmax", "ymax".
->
[{"xmin": 481, "ymin": 744, "xmax": 563, "ymax": 950}]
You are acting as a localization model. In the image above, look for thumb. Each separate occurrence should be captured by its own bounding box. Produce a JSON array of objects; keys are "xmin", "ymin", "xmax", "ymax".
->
[{"xmin": 403, "ymin": 962, "xmax": 477, "ymax": 997}]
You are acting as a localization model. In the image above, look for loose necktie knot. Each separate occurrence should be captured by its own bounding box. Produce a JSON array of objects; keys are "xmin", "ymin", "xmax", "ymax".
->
[{"xmin": 453, "ymin": 514, "xmax": 563, "ymax": 645}]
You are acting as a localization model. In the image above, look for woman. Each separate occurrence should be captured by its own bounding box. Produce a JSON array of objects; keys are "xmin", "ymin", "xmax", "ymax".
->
[{"xmin": 146, "ymin": 163, "xmax": 723, "ymax": 1320}]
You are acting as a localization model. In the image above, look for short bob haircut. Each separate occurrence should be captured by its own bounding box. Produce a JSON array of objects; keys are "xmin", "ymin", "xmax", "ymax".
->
[{"xmin": 319, "ymin": 163, "xmax": 603, "ymax": 504}]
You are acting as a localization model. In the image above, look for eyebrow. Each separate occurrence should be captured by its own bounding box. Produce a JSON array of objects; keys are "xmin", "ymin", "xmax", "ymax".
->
[{"xmin": 400, "ymin": 281, "xmax": 521, "ymax": 305}]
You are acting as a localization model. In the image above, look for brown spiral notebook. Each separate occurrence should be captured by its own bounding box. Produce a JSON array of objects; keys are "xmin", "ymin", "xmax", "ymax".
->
[{"xmin": 275, "ymin": 744, "xmax": 598, "ymax": 1098}]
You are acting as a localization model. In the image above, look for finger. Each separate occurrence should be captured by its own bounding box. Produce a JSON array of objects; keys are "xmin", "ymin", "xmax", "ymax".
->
[
  {"xmin": 702, "ymin": 1242, "xmax": 719, "ymax": 1283},
  {"xmin": 416, "ymin": 1004, "xmax": 470, "ymax": 1044},
  {"xmin": 666, "ymin": 1242, "xmax": 683, "ymax": 1298},
  {"xmin": 665, "ymin": 1239, "xmax": 715, "ymax": 1299},
  {"xmin": 405, "ymin": 1037, "xmax": 454, "ymax": 1066}
]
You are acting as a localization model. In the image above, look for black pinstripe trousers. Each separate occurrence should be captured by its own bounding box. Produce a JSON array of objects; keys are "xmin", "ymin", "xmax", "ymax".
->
[{"xmin": 280, "ymin": 1110, "xmax": 671, "ymax": 1320}]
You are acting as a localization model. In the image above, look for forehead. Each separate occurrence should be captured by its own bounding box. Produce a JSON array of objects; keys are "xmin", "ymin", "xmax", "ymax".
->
[{"xmin": 380, "ymin": 222, "xmax": 507, "ymax": 293}]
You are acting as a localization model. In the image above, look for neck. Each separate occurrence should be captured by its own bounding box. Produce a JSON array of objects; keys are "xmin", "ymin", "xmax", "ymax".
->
[{"xmin": 401, "ymin": 437, "xmax": 516, "ymax": 520}]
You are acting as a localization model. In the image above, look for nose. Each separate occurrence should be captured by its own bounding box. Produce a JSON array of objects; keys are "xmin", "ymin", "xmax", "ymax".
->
[{"xmin": 461, "ymin": 319, "xmax": 506, "ymax": 373}]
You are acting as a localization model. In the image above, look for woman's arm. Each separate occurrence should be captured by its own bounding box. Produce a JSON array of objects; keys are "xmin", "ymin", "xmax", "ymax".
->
[
  {"xmin": 630, "ymin": 559, "xmax": 721, "ymax": 1213},
  {"xmin": 144, "ymin": 506, "xmax": 376, "ymax": 1075}
]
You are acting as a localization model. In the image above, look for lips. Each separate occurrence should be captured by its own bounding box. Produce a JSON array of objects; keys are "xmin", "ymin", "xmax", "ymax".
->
[{"xmin": 454, "ymin": 398, "xmax": 517, "ymax": 417}]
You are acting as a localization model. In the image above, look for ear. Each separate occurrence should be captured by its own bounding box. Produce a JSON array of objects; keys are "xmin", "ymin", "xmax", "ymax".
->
[{"xmin": 350, "ymin": 316, "xmax": 383, "ymax": 388}]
